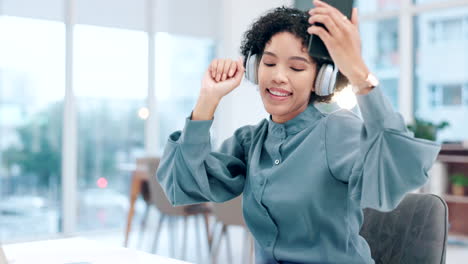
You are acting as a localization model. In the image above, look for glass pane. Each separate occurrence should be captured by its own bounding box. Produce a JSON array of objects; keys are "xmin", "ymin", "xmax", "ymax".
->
[
  {"xmin": 361, "ymin": 18, "xmax": 400, "ymax": 109},
  {"xmin": 356, "ymin": 0, "xmax": 401, "ymax": 14},
  {"xmin": 413, "ymin": 8, "xmax": 468, "ymax": 142},
  {"xmin": 155, "ymin": 33, "xmax": 215, "ymax": 151},
  {"xmin": 294, "ymin": 0, "xmax": 401, "ymax": 13},
  {"xmin": 414, "ymin": 0, "xmax": 455, "ymax": 4},
  {"xmin": 74, "ymin": 25, "xmax": 147, "ymax": 231},
  {"xmin": 0, "ymin": 16, "xmax": 65, "ymax": 240}
]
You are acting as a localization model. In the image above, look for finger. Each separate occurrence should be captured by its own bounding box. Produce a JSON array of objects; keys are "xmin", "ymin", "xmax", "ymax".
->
[
  {"xmin": 313, "ymin": 0, "xmax": 335, "ymax": 10},
  {"xmin": 211, "ymin": 59, "xmax": 218, "ymax": 79},
  {"xmin": 308, "ymin": 14, "xmax": 340, "ymax": 37},
  {"xmin": 313, "ymin": 0, "xmax": 341, "ymax": 16},
  {"xmin": 240, "ymin": 56, "xmax": 245, "ymax": 70},
  {"xmin": 232, "ymin": 59, "xmax": 245, "ymax": 84},
  {"xmin": 351, "ymin": 8, "xmax": 359, "ymax": 26},
  {"xmin": 222, "ymin": 59, "xmax": 232, "ymax": 81},
  {"xmin": 228, "ymin": 60, "xmax": 237, "ymax": 78},
  {"xmin": 307, "ymin": 25, "xmax": 333, "ymax": 48},
  {"xmin": 310, "ymin": 7, "xmax": 349, "ymax": 30},
  {"xmin": 239, "ymin": 57, "xmax": 245, "ymax": 73},
  {"xmin": 216, "ymin": 60, "xmax": 225, "ymax": 82}
]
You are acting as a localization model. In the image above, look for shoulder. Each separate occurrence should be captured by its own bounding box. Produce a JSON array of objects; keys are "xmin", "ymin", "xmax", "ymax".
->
[
  {"xmin": 324, "ymin": 108, "xmax": 362, "ymax": 132},
  {"xmin": 322, "ymin": 109, "xmax": 363, "ymax": 145},
  {"xmin": 233, "ymin": 119, "xmax": 268, "ymax": 145}
]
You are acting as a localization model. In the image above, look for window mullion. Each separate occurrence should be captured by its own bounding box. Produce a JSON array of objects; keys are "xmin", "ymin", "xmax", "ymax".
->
[
  {"xmin": 399, "ymin": 0, "xmax": 414, "ymax": 123},
  {"xmin": 145, "ymin": 0, "xmax": 158, "ymax": 156},
  {"xmin": 62, "ymin": 0, "xmax": 77, "ymax": 236}
]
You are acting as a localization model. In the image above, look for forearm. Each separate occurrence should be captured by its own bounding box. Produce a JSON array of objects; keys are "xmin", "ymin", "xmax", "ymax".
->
[{"xmin": 192, "ymin": 95, "xmax": 220, "ymax": 121}]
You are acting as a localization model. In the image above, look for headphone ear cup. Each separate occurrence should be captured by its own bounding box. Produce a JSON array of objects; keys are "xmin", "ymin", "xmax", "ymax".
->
[
  {"xmin": 245, "ymin": 53, "xmax": 259, "ymax": 84},
  {"xmin": 314, "ymin": 64, "xmax": 329, "ymax": 96},
  {"xmin": 328, "ymin": 65, "xmax": 339, "ymax": 95},
  {"xmin": 314, "ymin": 64, "xmax": 338, "ymax": 96}
]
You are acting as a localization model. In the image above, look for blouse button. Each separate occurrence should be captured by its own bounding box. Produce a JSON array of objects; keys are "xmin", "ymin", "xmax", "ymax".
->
[{"xmin": 274, "ymin": 159, "xmax": 280, "ymax": 165}]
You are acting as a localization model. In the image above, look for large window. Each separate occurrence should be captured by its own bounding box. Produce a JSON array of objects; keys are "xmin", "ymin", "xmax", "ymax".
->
[
  {"xmin": 0, "ymin": 16, "xmax": 65, "ymax": 241},
  {"xmin": 414, "ymin": 7, "xmax": 468, "ymax": 142},
  {"xmin": 74, "ymin": 25, "xmax": 148, "ymax": 231},
  {"xmin": 296, "ymin": 0, "xmax": 402, "ymax": 14},
  {"xmin": 294, "ymin": 0, "xmax": 468, "ymax": 144},
  {"xmin": 356, "ymin": 0, "xmax": 402, "ymax": 14},
  {"xmin": 155, "ymin": 33, "xmax": 215, "ymax": 151},
  {"xmin": 361, "ymin": 19, "xmax": 400, "ymax": 109},
  {"xmin": 0, "ymin": 0, "xmax": 217, "ymax": 241}
]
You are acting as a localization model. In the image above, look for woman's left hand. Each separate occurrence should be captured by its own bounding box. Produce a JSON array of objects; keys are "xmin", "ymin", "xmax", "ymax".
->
[{"xmin": 307, "ymin": 0, "xmax": 369, "ymax": 87}]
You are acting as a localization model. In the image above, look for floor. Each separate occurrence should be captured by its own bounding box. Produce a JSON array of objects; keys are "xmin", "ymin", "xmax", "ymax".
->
[{"xmin": 84, "ymin": 208, "xmax": 468, "ymax": 264}]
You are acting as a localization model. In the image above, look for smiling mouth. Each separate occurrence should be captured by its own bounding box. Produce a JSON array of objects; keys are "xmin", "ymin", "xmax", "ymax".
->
[{"xmin": 267, "ymin": 88, "xmax": 292, "ymax": 97}]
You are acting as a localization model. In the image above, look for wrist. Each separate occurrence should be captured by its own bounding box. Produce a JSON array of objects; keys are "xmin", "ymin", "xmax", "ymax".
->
[
  {"xmin": 349, "ymin": 68, "xmax": 379, "ymax": 95},
  {"xmin": 347, "ymin": 64, "xmax": 370, "ymax": 89},
  {"xmin": 192, "ymin": 95, "xmax": 219, "ymax": 120}
]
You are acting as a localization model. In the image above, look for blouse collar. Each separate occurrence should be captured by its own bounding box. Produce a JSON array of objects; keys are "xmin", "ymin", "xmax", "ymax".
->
[{"xmin": 267, "ymin": 103, "xmax": 324, "ymax": 138}]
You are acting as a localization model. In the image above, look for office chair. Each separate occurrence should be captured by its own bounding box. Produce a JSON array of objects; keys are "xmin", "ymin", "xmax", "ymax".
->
[
  {"xmin": 360, "ymin": 193, "xmax": 448, "ymax": 264},
  {"xmin": 137, "ymin": 157, "xmax": 212, "ymax": 262},
  {"xmin": 210, "ymin": 195, "xmax": 254, "ymax": 264}
]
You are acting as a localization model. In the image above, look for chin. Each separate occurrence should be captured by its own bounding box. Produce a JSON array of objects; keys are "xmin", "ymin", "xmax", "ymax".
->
[{"xmin": 261, "ymin": 99, "xmax": 291, "ymax": 117}]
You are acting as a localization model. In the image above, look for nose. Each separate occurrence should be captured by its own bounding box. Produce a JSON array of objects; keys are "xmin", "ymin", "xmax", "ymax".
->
[{"xmin": 272, "ymin": 66, "xmax": 288, "ymax": 84}]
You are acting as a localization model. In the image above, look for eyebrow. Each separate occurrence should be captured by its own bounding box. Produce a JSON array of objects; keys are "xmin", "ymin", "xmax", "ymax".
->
[{"xmin": 263, "ymin": 51, "xmax": 311, "ymax": 64}]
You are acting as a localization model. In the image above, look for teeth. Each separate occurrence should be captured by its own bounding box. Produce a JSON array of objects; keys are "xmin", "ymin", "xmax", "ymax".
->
[{"xmin": 269, "ymin": 89, "xmax": 290, "ymax": 97}]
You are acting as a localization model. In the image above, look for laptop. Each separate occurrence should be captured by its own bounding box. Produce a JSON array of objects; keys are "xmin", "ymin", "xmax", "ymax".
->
[{"xmin": 0, "ymin": 244, "xmax": 8, "ymax": 264}]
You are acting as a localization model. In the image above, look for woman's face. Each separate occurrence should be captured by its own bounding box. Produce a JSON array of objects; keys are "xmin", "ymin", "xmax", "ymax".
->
[{"xmin": 258, "ymin": 32, "xmax": 317, "ymax": 124}]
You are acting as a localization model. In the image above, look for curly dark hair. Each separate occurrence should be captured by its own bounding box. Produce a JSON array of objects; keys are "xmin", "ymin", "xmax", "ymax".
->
[{"xmin": 240, "ymin": 6, "xmax": 348, "ymax": 103}]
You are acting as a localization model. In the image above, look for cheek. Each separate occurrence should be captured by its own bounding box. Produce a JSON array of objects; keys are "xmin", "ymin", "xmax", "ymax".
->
[
  {"xmin": 293, "ymin": 74, "xmax": 316, "ymax": 94},
  {"xmin": 257, "ymin": 67, "xmax": 270, "ymax": 88}
]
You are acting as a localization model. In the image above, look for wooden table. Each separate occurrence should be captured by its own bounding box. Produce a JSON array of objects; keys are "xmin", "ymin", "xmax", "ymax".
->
[{"xmin": 2, "ymin": 237, "xmax": 191, "ymax": 264}]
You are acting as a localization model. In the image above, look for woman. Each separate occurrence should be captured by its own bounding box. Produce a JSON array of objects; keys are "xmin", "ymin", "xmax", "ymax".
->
[{"xmin": 157, "ymin": 1, "xmax": 441, "ymax": 263}]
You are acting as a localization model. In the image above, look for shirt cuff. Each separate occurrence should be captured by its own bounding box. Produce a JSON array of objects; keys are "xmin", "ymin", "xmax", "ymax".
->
[
  {"xmin": 181, "ymin": 116, "xmax": 213, "ymax": 144},
  {"xmin": 356, "ymin": 86, "xmax": 405, "ymax": 131}
]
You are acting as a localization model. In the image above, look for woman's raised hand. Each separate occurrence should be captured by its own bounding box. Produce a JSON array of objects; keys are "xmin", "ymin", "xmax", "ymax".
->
[
  {"xmin": 192, "ymin": 57, "xmax": 245, "ymax": 120},
  {"xmin": 307, "ymin": 0, "xmax": 369, "ymax": 87},
  {"xmin": 201, "ymin": 57, "xmax": 245, "ymax": 102}
]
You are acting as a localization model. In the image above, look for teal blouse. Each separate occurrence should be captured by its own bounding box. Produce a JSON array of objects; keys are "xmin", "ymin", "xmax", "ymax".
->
[{"xmin": 157, "ymin": 87, "xmax": 441, "ymax": 263}]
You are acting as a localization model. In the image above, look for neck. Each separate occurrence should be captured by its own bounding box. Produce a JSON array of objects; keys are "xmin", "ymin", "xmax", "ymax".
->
[{"xmin": 271, "ymin": 103, "xmax": 309, "ymax": 123}]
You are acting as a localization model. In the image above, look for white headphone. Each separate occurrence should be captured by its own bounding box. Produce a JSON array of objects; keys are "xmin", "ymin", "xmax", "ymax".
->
[{"xmin": 245, "ymin": 52, "xmax": 339, "ymax": 97}]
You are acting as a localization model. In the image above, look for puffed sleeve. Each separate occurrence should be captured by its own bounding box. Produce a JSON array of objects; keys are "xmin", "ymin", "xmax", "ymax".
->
[
  {"xmin": 325, "ymin": 87, "xmax": 441, "ymax": 212},
  {"xmin": 156, "ymin": 116, "xmax": 250, "ymax": 206}
]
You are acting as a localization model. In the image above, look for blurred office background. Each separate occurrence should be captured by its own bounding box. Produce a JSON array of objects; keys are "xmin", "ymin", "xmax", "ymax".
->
[{"xmin": 0, "ymin": 0, "xmax": 467, "ymax": 263}]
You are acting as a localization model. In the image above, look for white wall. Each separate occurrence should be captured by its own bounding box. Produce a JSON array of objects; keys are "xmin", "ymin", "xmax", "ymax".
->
[
  {"xmin": 1, "ymin": 0, "xmax": 64, "ymax": 21},
  {"xmin": 213, "ymin": 0, "xmax": 293, "ymax": 146},
  {"xmin": 154, "ymin": 0, "xmax": 221, "ymax": 38}
]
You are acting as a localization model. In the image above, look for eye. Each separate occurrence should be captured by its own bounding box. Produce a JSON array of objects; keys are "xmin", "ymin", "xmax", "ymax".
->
[
  {"xmin": 263, "ymin": 63, "xmax": 275, "ymax": 67},
  {"xmin": 291, "ymin": 68, "xmax": 304, "ymax": 72}
]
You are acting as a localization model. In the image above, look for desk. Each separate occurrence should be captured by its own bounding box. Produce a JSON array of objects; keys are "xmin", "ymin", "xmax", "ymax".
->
[{"xmin": 3, "ymin": 237, "xmax": 191, "ymax": 264}]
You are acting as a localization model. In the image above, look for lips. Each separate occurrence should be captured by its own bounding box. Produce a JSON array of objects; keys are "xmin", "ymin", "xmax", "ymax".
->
[
  {"xmin": 267, "ymin": 87, "xmax": 292, "ymax": 97},
  {"xmin": 265, "ymin": 87, "xmax": 292, "ymax": 102}
]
